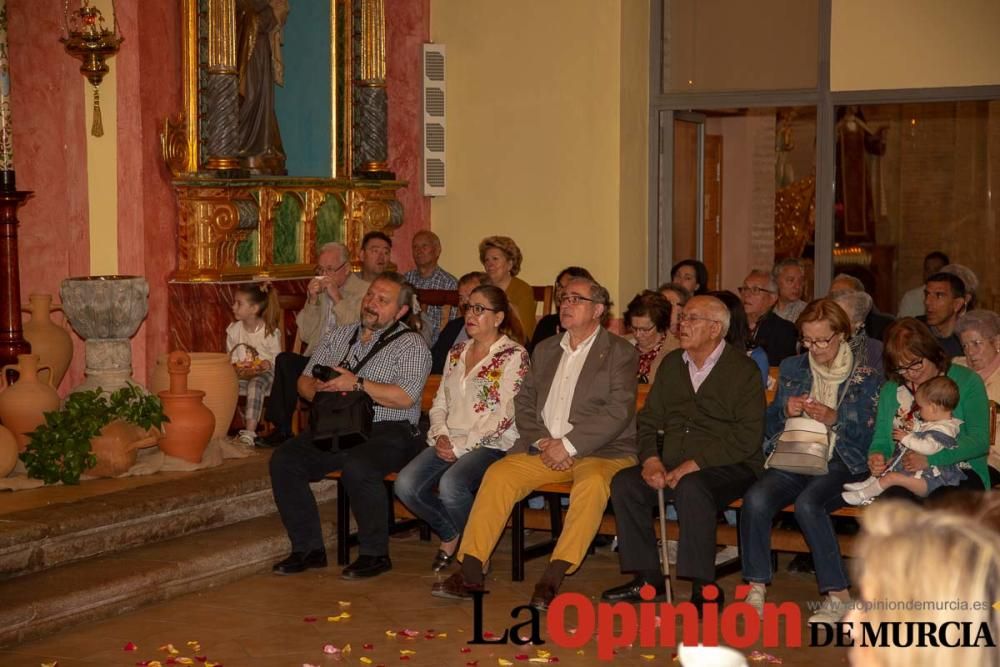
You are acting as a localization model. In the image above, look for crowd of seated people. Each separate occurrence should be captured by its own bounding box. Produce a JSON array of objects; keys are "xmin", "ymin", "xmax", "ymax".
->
[{"xmin": 246, "ymin": 238, "xmax": 996, "ymax": 627}]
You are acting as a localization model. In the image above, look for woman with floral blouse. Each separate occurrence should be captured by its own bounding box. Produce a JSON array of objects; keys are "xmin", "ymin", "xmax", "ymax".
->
[{"xmin": 395, "ymin": 285, "xmax": 530, "ymax": 572}]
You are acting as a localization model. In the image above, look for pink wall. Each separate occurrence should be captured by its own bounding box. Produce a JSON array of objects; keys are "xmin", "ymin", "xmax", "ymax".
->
[
  {"xmin": 385, "ymin": 0, "xmax": 431, "ymax": 272},
  {"xmin": 115, "ymin": 1, "xmax": 182, "ymax": 383},
  {"xmin": 8, "ymin": 0, "xmax": 91, "ymax": 392}
]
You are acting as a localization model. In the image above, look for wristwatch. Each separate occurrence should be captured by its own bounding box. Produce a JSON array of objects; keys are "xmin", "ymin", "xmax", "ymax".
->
[{"xmin": 354, "ymin": 376, "xmax": 365, "ymax": 392}]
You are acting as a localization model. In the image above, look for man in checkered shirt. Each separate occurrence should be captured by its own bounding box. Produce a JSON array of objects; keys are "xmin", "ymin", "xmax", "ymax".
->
[
  {"xmin": 403, "ymin": 230, "xmax": 458, "ymax": 345},
  {"xmin": 270, "ymin": 272, "xmax": 432, "ymax": 579}
]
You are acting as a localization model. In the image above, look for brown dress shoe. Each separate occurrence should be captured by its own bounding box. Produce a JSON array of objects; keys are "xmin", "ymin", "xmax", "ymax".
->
[
  {"xmin": 431, "ymin": 571, "xmax": 485, "ymax": 600},
  {"xmin": 529, "ymin": 582, "xmax": 558, "ymax": 611}
]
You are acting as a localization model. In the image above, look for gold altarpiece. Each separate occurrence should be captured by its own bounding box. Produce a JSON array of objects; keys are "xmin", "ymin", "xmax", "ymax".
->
[{"xmin": 161, "ymin": 0, "xmax": 402, "ymax": 283}]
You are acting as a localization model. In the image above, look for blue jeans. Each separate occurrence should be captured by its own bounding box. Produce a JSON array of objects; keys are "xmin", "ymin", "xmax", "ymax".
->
[
  {"xmin": 739, "ymin": 455, "xmax": 865, "ymax": 593},
  {"xmin": 394, "ymin": 446, "xmax": 506, "ymax": 543}
]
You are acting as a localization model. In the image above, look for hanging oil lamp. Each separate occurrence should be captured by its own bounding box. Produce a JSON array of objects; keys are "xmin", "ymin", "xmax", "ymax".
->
[{"xmin": 60, "ymin": 0, "xmax": 123, "ymax": 137}]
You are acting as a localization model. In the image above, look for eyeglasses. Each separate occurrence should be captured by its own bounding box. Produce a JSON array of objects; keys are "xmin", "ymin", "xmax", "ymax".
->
[
  {"xmin": 892, "ymin": 358, "xmax": 926, "ymax": 375},
  {"xmin": 315, "ymin": 261, "xmax": 348, "ymax": 276},
  {"xmin": 799, "ymin": 334, "xmax": 839, "ymax": 350},
  {"xmin": 461, "ymin": 303, "xmax": 500, "ymax": 316},
  {"xmin": 677, "ymin": 313, "xmax": 719, "ymax": 325},
  {"xmin": 737, "ymin": 285, "xmax": 774, "ymax": 296},
  {"xmin": 558, "ymin": 294, "xmax": 595, "ymax": 306},
  {"xmin": 631, "ymin": 324, "xmax": 658, "ymax": 334}
]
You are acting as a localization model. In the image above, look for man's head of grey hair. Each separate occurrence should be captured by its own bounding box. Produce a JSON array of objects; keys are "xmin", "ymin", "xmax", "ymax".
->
[
  {"xmin": 771, "ymin": 257, "xmax": 805, "ymax": 281},
  {"xmin": 831, "ymin": 273, "xmax": 865, "ymax": 293},
  {"xmin": 319, "ymin": 241, "xmax": 349, "ymax": 265},
  {"xmin": 748, "ymin": 269, "xmax": 778, "ymax": 293},
  {"xmin": 566, "ymin": 276, "xmax": 612, "ymax": 325},
  {"xmin": 687, "ymin": 295, "xmax": 731, "ymax": 339},
  {"xmin": 831, "ymin": 289, "xmax": 873, "ymax": 330}
]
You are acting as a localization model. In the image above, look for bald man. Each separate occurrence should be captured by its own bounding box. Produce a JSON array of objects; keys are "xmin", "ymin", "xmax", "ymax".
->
[{"xmin": 602, "ymin": 295, "xmax": 765, "ymax": 613}]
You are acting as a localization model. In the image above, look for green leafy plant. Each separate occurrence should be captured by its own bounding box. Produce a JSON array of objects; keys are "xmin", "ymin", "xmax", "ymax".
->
[{"xmin": 21, "ymin": 385, "xmax": 169, "ymax": 485}]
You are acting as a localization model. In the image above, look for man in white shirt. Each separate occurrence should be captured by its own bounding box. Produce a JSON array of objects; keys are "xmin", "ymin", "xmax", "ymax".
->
[{"xmin": 431, "ymin": 277, "xmax": 639, "ymax": 610}]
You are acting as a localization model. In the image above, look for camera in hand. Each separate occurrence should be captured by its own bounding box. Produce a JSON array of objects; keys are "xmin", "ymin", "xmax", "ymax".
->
[{"xmin": 311, "ymin": 364, "xmax": 341, "ymax": 382}]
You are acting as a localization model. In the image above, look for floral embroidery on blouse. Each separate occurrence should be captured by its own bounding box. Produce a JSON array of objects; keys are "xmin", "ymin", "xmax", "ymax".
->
[{"xmin": 441, "ymin": 338, "xmax": 530, "ymax": 450}]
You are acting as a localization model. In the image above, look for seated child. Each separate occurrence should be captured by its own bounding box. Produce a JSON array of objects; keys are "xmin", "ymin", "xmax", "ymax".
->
[
  {"xmin": 227, "ymin": 282, "xmax": 282, "ymax": 446},
  {"xmin": 842, "ymin": 375, "xmax": 964, "ymax": 505}
]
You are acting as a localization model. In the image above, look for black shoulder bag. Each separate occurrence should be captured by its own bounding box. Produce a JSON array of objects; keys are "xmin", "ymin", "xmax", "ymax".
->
[{"xmin": 310, "ymin": 322, "xmax": 410, "ymax": 452}]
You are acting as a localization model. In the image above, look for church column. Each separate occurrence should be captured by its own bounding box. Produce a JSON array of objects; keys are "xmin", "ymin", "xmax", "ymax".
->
[
  {"xmin": 352, "ymin": 0, "xmax": 394, "ymax": 179},
  {"xmin": 205, "ymin": 0, "xmax": 242, "ymax": 174}
]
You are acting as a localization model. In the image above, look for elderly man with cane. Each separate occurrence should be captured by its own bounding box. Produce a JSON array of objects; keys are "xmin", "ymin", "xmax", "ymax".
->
[{"xmin": 601, "ymin": 295, "xmax": 765, "ymax": 613}]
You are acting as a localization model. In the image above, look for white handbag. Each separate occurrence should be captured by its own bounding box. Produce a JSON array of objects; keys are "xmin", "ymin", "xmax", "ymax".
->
[{"xmin": 764, "ymin": 416, "xmax": 833, "ymax": 476}]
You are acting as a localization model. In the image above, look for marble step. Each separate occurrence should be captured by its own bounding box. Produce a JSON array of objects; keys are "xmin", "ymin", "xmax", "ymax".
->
[
  {"xmin": 0, "ymin": 452, "xmax": 337, "ymax": 581},
  {"xmin": 0, "ymin": 501, "xmax": 339, "ymax": 647}
]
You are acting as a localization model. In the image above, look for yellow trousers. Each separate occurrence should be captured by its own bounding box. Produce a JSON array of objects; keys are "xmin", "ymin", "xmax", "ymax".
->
[{"xmin": 459, "ymin": 452, "xmax": 636, "ymax": 574}]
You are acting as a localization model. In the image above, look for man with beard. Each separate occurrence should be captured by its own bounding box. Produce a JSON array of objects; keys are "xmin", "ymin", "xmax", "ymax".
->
[{"xmin": 269, "ymin": 272, "xmax": 431, "ymax": 579}]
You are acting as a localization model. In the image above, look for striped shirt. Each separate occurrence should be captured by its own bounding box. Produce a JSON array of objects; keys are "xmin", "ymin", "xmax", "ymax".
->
[{"xmin": 303, "ymin": 321, "xmax": 432, "ymax": 425}]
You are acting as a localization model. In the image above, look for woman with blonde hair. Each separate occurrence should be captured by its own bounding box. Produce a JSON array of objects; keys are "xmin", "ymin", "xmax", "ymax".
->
[
  {"xmin": 479, "ymin": 236, "xmax": 537, "ymax": 340},
  {"xmin": 848, "ymin": 499, "xmax": 1000, "ymax": 667}
]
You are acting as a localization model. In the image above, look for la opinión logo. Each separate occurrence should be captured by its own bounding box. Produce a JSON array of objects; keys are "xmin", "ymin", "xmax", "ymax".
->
[{"xmin": 469, "ymin": 584, "xmax": 803, "ymax": 660}]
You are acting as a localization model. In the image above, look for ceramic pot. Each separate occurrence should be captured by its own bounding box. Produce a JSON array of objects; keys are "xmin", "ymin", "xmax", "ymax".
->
[
  {"xmin": 86, "ymin": 420, "xmax": 159, "ymax": 478},
  {"xmin": 21, "ymin": 294, "xmax": 74, "ymax": 388},
  {"xmin": 157, "ymin": 351, "xmax": 215, "ymax": 463},
  {"xmin": 150, "ymin": 352, "xmax": 236, "ymax": 440},
  {"xmin": 0, "ymin": 424, "xmax": 17, "ymax": 478},
  {"xmin": 0, "ymin": 354, "xmax": 61, "ymax": 452}
]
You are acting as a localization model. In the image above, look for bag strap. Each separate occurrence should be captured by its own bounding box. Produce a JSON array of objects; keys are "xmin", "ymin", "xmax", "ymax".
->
[{"xmin": 339, "ymin": 321, "xmax": 411, "ymax": 376}]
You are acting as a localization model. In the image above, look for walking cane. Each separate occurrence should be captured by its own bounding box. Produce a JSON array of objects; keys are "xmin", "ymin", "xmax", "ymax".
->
[{"xmin": 655, "ymin": 429, "xmax": 673, "ymax": 604}]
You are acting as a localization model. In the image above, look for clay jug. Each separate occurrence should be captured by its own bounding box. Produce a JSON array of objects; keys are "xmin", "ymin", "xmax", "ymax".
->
[
  {"xmin": 150, "ymin": 352, "xmax": 236, "ymax": 440},
  {"xmin": 0, "ymin": 354, "xmax": 61, "ymax": 452},
  {"xmin": 86, "ymin": 420, "xmax": 159, "ymax": 478},
  {"xmin": 0, "ymin": 424, "xmax": 17, "ymax": 477},
  {"xmin": 22, "ymin": 294, "xmax": 74, "ymax": 388},
  {"xmin": 157, "ymin": 351, "xmax": 215, "ymax": 463}
]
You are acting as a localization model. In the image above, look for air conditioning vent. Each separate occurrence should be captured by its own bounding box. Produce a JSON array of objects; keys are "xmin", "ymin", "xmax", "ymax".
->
[{"xmin": 422, "ymin": 44, "xmax": 446, "ymax": 196}]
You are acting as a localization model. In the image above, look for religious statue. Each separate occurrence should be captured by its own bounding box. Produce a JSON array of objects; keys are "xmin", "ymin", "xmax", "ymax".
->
[
  {"xmin": 775, "ymin": 109, "xmax": 796, "ymax": 189},
  {"xmin": 835, "ymin": 106, "xmax": 887, "ymax": 244},
  {"xmin": 236, "ymin": 0, "xmax": 290, "ymax": 175}
]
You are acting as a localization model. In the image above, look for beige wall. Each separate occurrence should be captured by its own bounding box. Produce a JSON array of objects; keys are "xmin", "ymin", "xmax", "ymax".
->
[
  {"xmin": 430, "ymin": 0, "xmax": 648, "ymax": 311},
  {"xmin": 832, "ymin": 0, "xmax": 1000, "ymax": 91}
]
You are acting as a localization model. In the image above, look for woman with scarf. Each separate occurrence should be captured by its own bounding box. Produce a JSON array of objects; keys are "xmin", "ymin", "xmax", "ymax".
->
[{"xmin": 739, "ymin": 299, "xmax": 883, "ymax": 625}]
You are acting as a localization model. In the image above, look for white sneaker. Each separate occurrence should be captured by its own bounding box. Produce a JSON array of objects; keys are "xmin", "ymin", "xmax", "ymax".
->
[
  {"xmin": 745, "ymin": 584, "xmax": 766, "ymax": 619},
  {"xmin": 236, "ymin": 430, "xmax": 256, "ymax": 447},
  {"xmin": 843, "ymin": 476, "xmax": 878, "ymax": 491},
  {"xmin": 842, "ymin": 478, "xmax": 883, "ymax": 506},
  {"xmin": 808, "ymin": 594, "xmax": 851, "ymax": 624},
  {"xmin": 715, "ymin": 545, "xmax": 740, "ymax": 565}
]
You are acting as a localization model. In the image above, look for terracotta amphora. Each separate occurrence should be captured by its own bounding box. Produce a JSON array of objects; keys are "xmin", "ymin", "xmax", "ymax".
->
[
  {"xmin": 86, "ymin": 420, "xmax": 159, "ymax": 478},
  {"xmin": 0, "ymin": 424, "xmax": 17, "ymax": 477},
  {"xmin": 150, "ymin": 352, "xmax": 236, "ymax": 441},
  {"xmin": 22, "ymin": 294, "xmax": 74, "ymax": 388},
  {"xmin": 157, "ymin": 351, "xmax": 215, "ymax": 463},
  {"xmin": 0, "ymin": 354, "xmax": 61, "ymax": 452}
]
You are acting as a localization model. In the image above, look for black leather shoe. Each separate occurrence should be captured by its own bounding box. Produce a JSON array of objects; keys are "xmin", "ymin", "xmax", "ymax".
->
[
  {"xmin": 601, "ymin": 577, "xmax": 666, "ymax": 603},
  {"xmin": 690, "ymin": 583, "xmax": 725, "ymax": 618},
  {"xmin": 255, "ymin": 430, "xmax": 291, "ymax": 448},
  {"xmin": 341, "ymin": 555, "xmax": 392, "ymax": 580},
  {"xmin": 272, "ymin": 550, "xmax": 328, "ymax": 575},
  {"xmin": 529, "ymin": 582, "xmax": 558, "ymax": 611},
  {"xmin": 431, "ymin": 549, "xmax": 456, "ymax": 572}
]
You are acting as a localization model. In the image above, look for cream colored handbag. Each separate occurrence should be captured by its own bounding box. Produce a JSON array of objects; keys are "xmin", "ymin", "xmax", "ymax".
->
[{"xmin": 764, "ymin": 416, "xmax": 833, "ymax": 476}]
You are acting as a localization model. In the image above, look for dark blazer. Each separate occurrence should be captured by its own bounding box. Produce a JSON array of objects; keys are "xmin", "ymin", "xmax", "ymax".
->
[
  {"xmin": 511, "ymin": 327, "xmax": 638, "ymax": 460},
  {"xmin": 865, "ymin": 308, "xmax": 894, "ymax": 342},
  {"xmin": 750, "ymin": 310, "xmax": 799, "ymax": 366},
  {"xmin": 431, "ymin": 317, "xmax": 466, "ymax": 374}
]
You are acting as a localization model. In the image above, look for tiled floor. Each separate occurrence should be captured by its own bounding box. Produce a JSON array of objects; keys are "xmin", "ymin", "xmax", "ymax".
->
[{"xmin": 2, "ymin": 533, "xmax": 850, "ymax": 667}]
